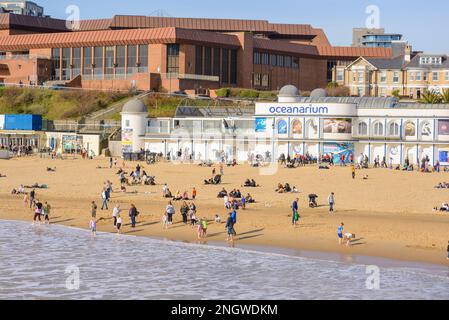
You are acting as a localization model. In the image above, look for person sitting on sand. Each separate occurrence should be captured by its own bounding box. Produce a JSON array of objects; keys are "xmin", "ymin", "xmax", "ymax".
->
[
  {"xmin": 292, "ymin": 186, "xmax": 299, "ymax": 194},
  {"xmin": 363, "ymin": 175, "xmax": 369, "ymax": 180},
  {"xmin": 182, "ymin": 191, "xmax": 189, "ymax": 201},
  {"xmin": 215, "ymin": 214, "xmax": 222, "ymax": 223},
  {"xmin": 284, "ymin": 183, "xmax": 292, "ymax": 193},
  {"xmin": 276, "ymin": 183, "xmax": 285, "ymax": 193},
  {"xmin": 246, "ymin": 193, "xmax": 255, "ymax": 203},
  {"xmin": 0, "ymin": 173, "xmax": 6, "ymax": 178},
  {"xmin": 243, "ymin": 179, "xmax": 252, "ymax": 187},
  {"xmin": 173, "ymin": 191, "xmax": 183, "ymax": 201},
  {"xmin": 217, "ymin": 188, "xmax": 228, "ymax": 198}
]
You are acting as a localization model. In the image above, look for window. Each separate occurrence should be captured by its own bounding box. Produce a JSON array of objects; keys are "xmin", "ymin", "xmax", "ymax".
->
[
  {"xmin": 357, "ymin": 87, "xmax": 363, "ymax": 96},
  {"xmin": 253, "ymin": 73, "xmax": 261, "ymax": 86},
  {"xmin": 432, "ymin": 72, "xmax": 439, "ymax": 81},
  {"xmin": 204, "ymin": 47, "xmax": 212, "ymax": 76},
  {"xmin": 116, "ymin": 46, "xmax": 125, "ymax": 76},
  {"xmin": 446, "ymin": 71, "xmax": 449, "ymax": 81},
  {"xmin": 51, "ymin": 48, "xmax": 60, "ymax": 80},
  {"xmin": 167, "ymin": 44, "xmax": 180, "ymax": 74},
  {"xmin": 261, "ymin": 52, "xmax": 269, "ymax": 65},
  {"xmin": 254, "ymin": 52, "xmax": 261, "ymax": 65},
  {"xmin": 195, "ymin": 46, "xmax": 203, "ymax": 75},
  {"xmin": 127, "ymin": 45, "xmax": 137, "ymax": 74},
  {"xmin": 373, "ymin": 122, "xmax": 384, "ymax": 136},
  {"xmin": 285, "ymin": 56, "xmax": 292, "ymax": 68},
  {"xmin": 358, "ymin": 122, "xmax": 368, "ymax": 136},
  {"xmin": 409, "ymin": 72, "xmax": 414, "ymax": 82},
  {"xmin": 83, "ymin": 47, "xmax": 92, "ymax": 76},
  {"xmin": 380, "ymin": 88, "xmax": 386, "ymax": 97},
  {"xmin": 270, "ymin": 54, "xmax": 276, "ymax": 66},
  {"xmin": 93, "ymin": 46, "xmax": 103, "ymax": 77},
  {"xmin": 380, "ymin": 71, "xmax": 387, "ymax": 82},
  {"xmin": 61, "ymin": 48, "xmax": 71, "ymax": 80},
  {"xmin": 138, "ymin": 45, "xmax": 148, "ymax": 72},
  {"xmin": 104, "ymin": 46, "xmax": 114, "ymax": 76},
  {"xmin": 292, "ymin": 57, "xmax": 299, "ymax": 69},
  {"xmin": 277, "ymin": 55, "xmax": 284, "ymax": 67},
  {"xmin": 389, "ymin": 122, "xmax": 400, "ymax": 136},
  {"xmin": 416, "ymin": 72, "xmax": 421, "ymax": 81},
  {"xmin": 393, "ymin": 71, "xmax": 399, "ymax": 83},
  {"xmin": 213, "ymin": 48, "xmax": 220, "ymax": 76},
  {"xmin": 336, "ymin": 69, "xmax": 344, "ymax": 81},
  {"xmin": 358, "ymin": 71, "xmax": 364, "ymax": 83},
  {"xmin": 261, "ymin": 74, "xmax": 269, "ymax": 87},
  {"xmin": 221, "ymin": 48, "xmax": 229, "ymax": 83},
  {"xmin": 423, "ymin": 72, "xmax": 428, "ymax": 81},
  {"xmin": 230, "ymin": 49, "xmax": 238, "ymax": 84}
]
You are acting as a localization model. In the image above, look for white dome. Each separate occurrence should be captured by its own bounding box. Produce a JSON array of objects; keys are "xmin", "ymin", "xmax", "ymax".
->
[
  {"xmin": 278, "ymin": 85, "xmax": 300, "ymax": 98},
  {"xmin": 122, "ymin": 99, "xmax": 147, "ymax": 113},
  {"xmin": 310, "ymin": 88, "xmax": 327, "ymax": 99}
]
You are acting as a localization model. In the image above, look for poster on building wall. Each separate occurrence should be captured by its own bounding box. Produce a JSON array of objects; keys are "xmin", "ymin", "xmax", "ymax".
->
[
  {"xmin": 277, "ymin": 119, "xmax": 287, "ymax": 134},
  {"xmin": 122, "ymin": 128, "xmax": 133, "ymax": 153},
  {"xmin": 255, "ymin": 118, "xmax": 267, "ymax": 133},
  {"xmin": 323, "ymin": 143, "xmax": 354, "ymax": 164},
  {"xmin": 291, "ymin": 119, "xmax": 303, "ymax": 135},
  {"xmin": 62, "ymin": 135, "xmax": 83, "ymax": 153},
  {"xmin": 439, "ymin": 151, "xmax": 449, "ymax": 165},
  {"xmin": 323, "ymin": 119, "xmax": 352, "ymax": 134},
  {"xmin": 438, "ymin": 120, "xmax": 449, "ymax": 135}
]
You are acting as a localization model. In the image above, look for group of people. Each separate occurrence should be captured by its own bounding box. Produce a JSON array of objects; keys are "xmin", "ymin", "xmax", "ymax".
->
[
  {"xmin": 275, "ymin": 183, "xmax": 298, "ymax": 194},
  {"xmin": 27, "ymin": 188, "xmax": 51, "ymax": 225},
  {"xmin": 243, "ymin": 179, "xmax": 259, "ymax": 187}
]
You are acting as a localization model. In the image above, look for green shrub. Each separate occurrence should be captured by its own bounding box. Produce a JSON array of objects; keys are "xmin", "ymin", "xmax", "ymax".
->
[
  {"xmin": 238, "ymin": 89, "xmax": 259, "ymax": 99},
  {"xmin": 215, "ymin": 88, "xmax": 231, "ymax": 97}
]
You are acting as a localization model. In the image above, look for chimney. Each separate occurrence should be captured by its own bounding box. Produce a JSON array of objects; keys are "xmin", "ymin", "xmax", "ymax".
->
[{"xmin": 405, "ymin": 44, "xmax": 412, "ymax": 62}]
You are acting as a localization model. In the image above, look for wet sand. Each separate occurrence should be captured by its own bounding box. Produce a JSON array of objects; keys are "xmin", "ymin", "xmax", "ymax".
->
[{"xmin": 0, "ymin": 156, "xmax": 448, "ymax": 266}]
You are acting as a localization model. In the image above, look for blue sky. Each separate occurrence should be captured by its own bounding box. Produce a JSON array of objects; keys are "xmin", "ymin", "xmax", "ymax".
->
[{"xmin": 39, "ymin": 0, "xmax": 449, "ymax": 53}]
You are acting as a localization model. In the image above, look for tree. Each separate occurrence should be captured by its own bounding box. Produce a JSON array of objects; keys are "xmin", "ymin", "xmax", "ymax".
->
[
  {"xmin": 391, "ymin": 90, "xmax": 400, "ymax": 98},
  {"xmin": 441, "ymin": 88, "xmax": 449, "ymax": 103},
  {"xmin": 420, "ymin": 90, "xmax": 442, "ymax": 104}
]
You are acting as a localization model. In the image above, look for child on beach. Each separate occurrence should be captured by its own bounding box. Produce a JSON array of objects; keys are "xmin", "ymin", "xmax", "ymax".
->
[
  {"xmin": 90, "ymin": 218, "xmax": 97, "ymax": 236},
  {"xmin": 162, "ymin": 213, "xmax": 169, "ymax": 229},
  {"xmin": 116, "ymin": 216, "xmax": 122, "ymax": 234},
  {"xmin": 338, "ymin": 223, "xmax": 344, "ymax": 245},
  {"xmin": 197, "ymin": 221, "xmax": 204, "ymax": 239},
  {"xmin": 43, "ymin": 202, "xmax": 51, "ymax": 225},
  {"xmin": 201, "ymin": 218, "xmax": 208, "ymax": 238}
]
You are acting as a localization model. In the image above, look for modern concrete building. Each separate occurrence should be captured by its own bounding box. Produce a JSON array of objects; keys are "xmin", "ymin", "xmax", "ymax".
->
[
  {"xmin": 352, "ymin": 28, "xmax": 402, "ymax": 48},
  {"xmin": 128, "ymin": 85, "xmax": 449, "ymax": 167},
  {"xmin": 0, "ymin": 0, "xmax": 43, "ymax": 17},
  {"xmin": 0, "ymin": 13, "xmax": 392, "ymax": 93}
]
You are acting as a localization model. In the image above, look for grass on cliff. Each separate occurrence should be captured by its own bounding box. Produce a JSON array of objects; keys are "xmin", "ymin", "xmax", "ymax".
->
[{"xmin": 0, "ymin": 86, "xmax": 133, "ymax": 120}]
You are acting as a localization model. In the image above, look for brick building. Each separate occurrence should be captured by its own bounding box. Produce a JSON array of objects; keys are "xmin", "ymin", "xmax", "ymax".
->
[{"xmin": 0, "ymin": 13, "xmax": 392, "ymax": 93}]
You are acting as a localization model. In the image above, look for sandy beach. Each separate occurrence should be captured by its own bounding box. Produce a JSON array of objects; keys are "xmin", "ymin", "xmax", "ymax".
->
[{"xmin": 0, "ymin": 156, "xmax": 448, "ymax": 266}]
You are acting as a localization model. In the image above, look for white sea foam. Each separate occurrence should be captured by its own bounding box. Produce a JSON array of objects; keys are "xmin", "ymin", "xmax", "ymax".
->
[{"xmin": 0, "ymin": 220, "xmax": 448, "ymax": 300}]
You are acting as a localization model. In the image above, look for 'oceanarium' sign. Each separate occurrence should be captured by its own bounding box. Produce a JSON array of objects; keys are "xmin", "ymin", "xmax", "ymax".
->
[{"xmin": 255, "ymin": 103, "xmax": 357, "ymax": 117}]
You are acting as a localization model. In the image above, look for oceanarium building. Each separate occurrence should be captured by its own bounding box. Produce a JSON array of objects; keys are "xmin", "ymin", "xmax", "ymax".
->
[{"xmin": 122, "ymin": 85, "xmax": 449, "ymax": 166}]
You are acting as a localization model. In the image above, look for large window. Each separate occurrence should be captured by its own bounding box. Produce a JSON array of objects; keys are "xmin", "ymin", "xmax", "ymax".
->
[
  {"xmin": 337, "ymin": 69, "xmax": 344, "ymax": 81},
  {"xmin": 93, "ymin": 46, "xmax": 103, "ymax": 78},
  {"xmin": 51, "ymin": 48, "xmax": 60, "ymax": 80},
  {"xmin": 389, "ymin": 122, "xmax": 400, "ymax": 136},
  {"xmin": 432, "ymin": 72, "xmax": 439, "ymax": 81},
  {"xmin": 105, "ymin": 46, "xmax": 114, "ymax": 77},
  {"xmin": 127, "ymin": 45, "xmax": 137, "ymax": 75},
  {"xmin": 358, "ymin": 122, "xmax": 368, "ymax": 136},
  {"xmin": 221, "ymin": 48, "xmax": 229, "ymax": 83},
  {"xmin": 393, "ymin": 71, "xmax": 399, "ymax": 83},
  {"xmin": 230, "ymin": 49, "xmax": 237, "ymax": 84},
  {"xmin": 373, "ymin": 122, "xmax": 384, "ymax": 136},
  {"xmin": 204, "ymin": 47, "xmax": 212, "ymax": 76},
  {"xmin": 138, "ymin": 45, "xmax": 148, "ymax": 72},
  {"xmin": 167, "ymin": 44, "xmax": 180, "ymax": 75},
  {"xmin": 195, "ymin": 46, "xmax": 203, "ymax": 75},
  {"xmin": 72, "ymin": 48, "xmax": 81, "ymax": 78},
  {"xmin": 213, "ymin": 48, "xmax": 220, "ymax": 76},
  {"xmin": 116, "ymin": 46, "xmax": 125, "ymax": 77},
  {"xmin": 61, "ymin": 48, "xmax": 71, "ymax": 80},
  {"xmin": 83, "ymin": 47, "xmax": 92, "ymax": 76},
  {"xmin": 416, "ymin": 71, "xmax": 421, "ymax": 81}
]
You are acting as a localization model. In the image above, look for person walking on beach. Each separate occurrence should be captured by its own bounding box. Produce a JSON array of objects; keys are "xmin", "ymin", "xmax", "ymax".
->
[
  {"xmin": 101, "ymin": 189, "xmax": 109, "ymax": 210},
  {"xmin": 230, "ymin": 209, "xmax": 237, "ymax": 236},
  {"xmin": 109, "ymin": 157, "xmax": 113, "ymax": 169},
  {"xmin": 43, "ymin": 201, "xmax": 51, "ymax": 225},
  {"xmin": 447, "ymin": 241, "xmax": 449, "ymax": 260},
  {"xmin": 90, "ymin": 218, "xmax": 97, "ymax": 237},
  {"xmin": 291, "ymin": 198, "xmax": 299, "ymax": 226},
  {"xmin": 112, "ymin": 204, "xmax": 121, "ymax": 226},
  {"xmin": 116, "ymin": 216, "xmax": 122, "ymax": 234},
  {"xmin": 129, "ymin": 204, "xmax": 139, "ymax": 228},
  {"xmin": 166, "ymin": 201, "xmax": 175, "ymax": 225},
  {"xmin": 32, "ymin": 199, "xmax": 42, "ymax": 225},
  {"xmin": 29, "ymin": 189, "xmax": 35, "ymax": 209},
  {"xmin": 192, "ymin": 187, "xmax": 197, "ymax": 200},
  {"xmin": 226, "ymin": 213, "xmax": 235, "ymax": 242},
  {"xmin": 91, "ymin": 201, "xmax": 97, "ymax": 218},
  {"xmin": 338, "ymin": 223, "xmax": 344, "ymax": 245},
  {"xmin": 351, "ymin": 165, "xmax": 356, "ymax": 180},
  {"xmin": 180, "ymin": 201, "xmax": 189, "ymax": 225},
  {"xmin": 328, "ymin": 192, "xmax": 335, "ymax": 214}
]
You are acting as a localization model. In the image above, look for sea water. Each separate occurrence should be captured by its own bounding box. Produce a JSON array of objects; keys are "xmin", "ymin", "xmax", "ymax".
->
[{"xmin": 0, "ymin": 220, "xmax": 448, "ymax": 300}]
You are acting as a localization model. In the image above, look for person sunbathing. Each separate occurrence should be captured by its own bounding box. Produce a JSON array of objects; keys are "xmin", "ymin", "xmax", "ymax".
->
[
  {"xmin": 433, "ymin": 203, "xmax": 449, "ymax": 212},
  {"xmin": 0, "ymin": 173, "xmax": 6, "ymax": 178},
  {"xmin": 46, "ymin": 167, "xmax": 56, "ymax": 172},
  {"xmin": 275, "ymin": 183, "xmax": 285, "ymax": 193}
]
